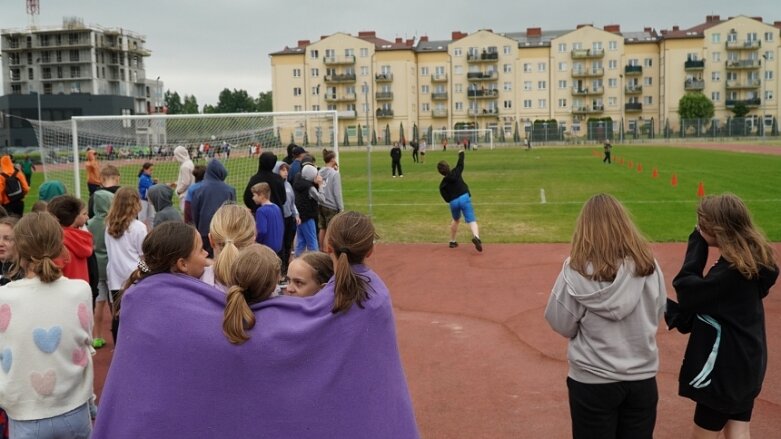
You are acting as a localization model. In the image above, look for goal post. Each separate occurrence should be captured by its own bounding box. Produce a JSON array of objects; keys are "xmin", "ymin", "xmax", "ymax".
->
[
  {"xmin": 431, "ymin": 128, "xmax": 494, "ymax": 149},
  {"xmin": 34, "ymin": 111, "xmax": 338, "ymax": 199}
]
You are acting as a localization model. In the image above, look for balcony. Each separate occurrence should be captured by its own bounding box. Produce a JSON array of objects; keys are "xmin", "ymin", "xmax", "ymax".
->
[
  {"xmin": 466, "ymin": 51, "xmax": 499, "ymax": 63},
  {"xmin": 325, "ymin": 93, "xmax": 357, "ymax": 102},
  {"xmin": 725, "ymin": 59, "xmax": 761, "ymax": 70},
  {"xmin": 338, "ymin": 110, "xmax": 356, "ymax": 119},
  {"xmin": 726, "ymin": 98, "xmax": 761, "ymax": 108},
  {"xmin": 466, "ymin": 71, "xmax": 498, "ymax": 81},
  {"xmin": 324, "ymin": 73, "xmax": 356, "ymax": 83},
  {"xmin": 467, "ymin": 89, "xmax": 498, "ymax": 99},
  {"xmin": 684, "ymin": 60, "xmax": 705, "ymax": 70},
  {"xmin": 572, "ymin": 68, "xmax": 604, "ymax": 78},
  {"xmin": 431, "ymin": 91, "xmax": 449, "ymax": 100},
  {"xmin": 375, "ymin": 73, "xmax": 393, "ymax": 82},
  {"xmin": 375, "ymin": 91, "xmax": 393, "ymax": 101},
  {"xmin": 726, "ymin": 79, "xmax": 761, "ymax": 89},
  {"xmin": 684, "ymin": 79, "xmax": 705, "ymax": 91},
  {"xmin": 624, "ymin": 65, "xmax": 643, "ymax": 75},
  {"xmin": 468, "ymin": 108, "xmax": 499, "ymax": 117},
  {"xmin": 324, "ymin": 55, "xmax": 355, "ymax": 65},
  {"xmin": 625, "ymin": 84, "xmax": 643, "ymax": 94},
  {"xmin": 571, "ymin": 86, "xmax": 604, "ymax": 96},
  {"xmin": 571, "ymin": 48, "xmax": 605, "ymax": 59},
  {"xmin": 376, "ymin": 109, "xmax": 394, "ymax": 118},
  {"xmin": 432, "ymin": 109, "xmax": 448, "ymax": 118},
  {"xmin": 431, "ymin": 73, "xmax": 448, "ymax": 82},
  {"xmin": 625, "ymin": 102, "xmax": 643, "ymax": 112},
  {"xmin": 726, "ymin": 40, "xmax": 761, "ymax": 50},
  {"xmin": 572, "ymin": 105, "xmax": 605, "ymax": 114}
]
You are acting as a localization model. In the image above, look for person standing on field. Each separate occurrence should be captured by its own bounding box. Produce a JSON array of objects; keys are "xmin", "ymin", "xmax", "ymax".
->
[
  {"xmin": 390, "ymin": 142, "xmax": 403, "ymax": 178},
  {"xmin": 603, "ymin": 139, "xmax": 612, "ymax": 164}
]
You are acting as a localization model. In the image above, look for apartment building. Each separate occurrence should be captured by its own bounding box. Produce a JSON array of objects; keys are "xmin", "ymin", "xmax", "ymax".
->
[
  {"xmin": 270, "ymin": 15, "xmax": 780, "ymax": 142},
  {"xmin": 0, "ymin": 17, "xmax": 159, "ymax": 147}
]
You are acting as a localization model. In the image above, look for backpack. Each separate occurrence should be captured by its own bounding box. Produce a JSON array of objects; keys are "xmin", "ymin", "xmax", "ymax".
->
[{"xmin": 3, "ymin": 173, "xmax": 24, "ymax": 203}]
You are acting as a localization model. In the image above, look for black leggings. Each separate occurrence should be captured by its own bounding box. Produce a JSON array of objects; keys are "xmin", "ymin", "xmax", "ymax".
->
[{"xmin": 392, "ymin": 160, "xmax": 403, "ymax": 176}]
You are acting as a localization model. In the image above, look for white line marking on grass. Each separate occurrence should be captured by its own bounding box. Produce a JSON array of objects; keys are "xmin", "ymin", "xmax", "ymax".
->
[{"xmin": 369, "ymin": 198, "xmax": 781, "ymax": 207}]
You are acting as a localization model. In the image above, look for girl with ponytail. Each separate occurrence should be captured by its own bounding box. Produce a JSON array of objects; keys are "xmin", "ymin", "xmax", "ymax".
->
[
  {"xmin": 201, "ymin": 203, "xmax": 257, "ymax": 291},
  {"xmin": 0, "ymin": 212, "xmax": 95, "ymax": 436},
  {"xmin": 323, "ymin": 211, "xmax": 377, "ymax": 313}
]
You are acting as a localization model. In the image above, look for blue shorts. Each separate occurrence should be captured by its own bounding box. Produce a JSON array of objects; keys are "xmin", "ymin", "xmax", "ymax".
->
[{"xmin": 449, "ymin": 193, "xmax": 476, "ymax": 223}]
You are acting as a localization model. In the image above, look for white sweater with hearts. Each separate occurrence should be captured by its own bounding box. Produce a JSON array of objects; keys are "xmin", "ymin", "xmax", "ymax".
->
[{"xmin": 0, "ymin": 276, "xmax": 94, "ymax": 420}]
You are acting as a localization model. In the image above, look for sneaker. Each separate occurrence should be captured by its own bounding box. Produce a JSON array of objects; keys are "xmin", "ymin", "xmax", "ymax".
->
[
  {"xmin": 400, "ymin": 175, "xmax": 404, "ymax": 178},
  {"xmin": 449, "ymin": 241, "xmax": 458, "ymax": 248},
  {"xmin": 471, "ymin": 236, "xmax": 483, "ymax": 252},
  {"xmin": 393, "ymin": 175, "xmax": 397, "ymax": 178},
  {"xmin": 92, "ymin": 338, "xmax": 106, "ymax": 349}
]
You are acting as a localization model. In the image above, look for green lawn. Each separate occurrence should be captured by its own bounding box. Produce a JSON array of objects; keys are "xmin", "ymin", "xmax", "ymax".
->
[{"xmin": 28, "ymin": 144, "xmax": 781, "ymax": 243}]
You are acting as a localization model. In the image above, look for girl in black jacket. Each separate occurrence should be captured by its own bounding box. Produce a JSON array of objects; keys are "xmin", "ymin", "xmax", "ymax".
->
[{"xmin": 668, "ymin": 194, "xmax": 778, "ymax": 438}]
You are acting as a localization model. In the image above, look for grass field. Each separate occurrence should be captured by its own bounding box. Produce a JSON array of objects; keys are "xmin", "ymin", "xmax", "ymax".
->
[{"xmin": 28, "ymin": 143, "xmax": 781, "ymax": 243}]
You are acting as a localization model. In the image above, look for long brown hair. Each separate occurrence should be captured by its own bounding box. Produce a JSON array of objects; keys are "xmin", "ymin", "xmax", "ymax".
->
[
  {"xmin": 223, "ymin": 244, "xmax": 280, "ymax": 344},
  {"xmin": 107, "ymin": 187, "xmax": 141, "ymax": 238},
  {"xmin": 697, "ymin": 193, "xmax": 776, "ymax": 279},
  {"xmin": 298, "ymin": 251, "xmax": 334, "ymax": 285},
  {"xmin": 326, "ymin": 211, "xmax": 377, "ymax": 313},
  {"xmin": 13, "ymin": 212, "xmax": 63, "ymax": 283},
  {"xmin": 570, "ymin": 193, "xmax": 655, "ymax": 281},
  {"xmin": 210, "ymin": 203, "xmax": 256, "ymax": 286}
]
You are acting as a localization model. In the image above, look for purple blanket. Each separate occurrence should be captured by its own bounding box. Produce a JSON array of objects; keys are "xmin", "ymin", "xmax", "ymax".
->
[{"xmin": 93, "ymin": 268, "xmax": 419, "ymax": 438}]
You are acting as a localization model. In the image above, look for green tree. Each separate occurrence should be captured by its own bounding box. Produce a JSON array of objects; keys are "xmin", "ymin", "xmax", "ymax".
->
[
  {"xmin": 182, "ymin": 95, "xmax": 199, "ymax": 114},
  {"xmin": 164, "ymin": 91, "xmax": 183, "ymax": 114},
  {"xmin": 256, "ymin": 91, "xmax": 273, "ymax": 112},
  {"xmin": 213, "ymin": 88, "xmax": 256, "ymax": 113},
  {"xmin": 730, "ymin": 101, "xmax": 750, "ymax": 118},
  {"xmin": 678, "ymin": 92, "xmax": 715, "ymax": 119}
]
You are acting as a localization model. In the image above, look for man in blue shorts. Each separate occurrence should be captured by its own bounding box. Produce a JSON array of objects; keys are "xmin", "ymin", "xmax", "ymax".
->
[{"xmin": 437, "ymin": 148, "xmax": 482, "ymax": 252}]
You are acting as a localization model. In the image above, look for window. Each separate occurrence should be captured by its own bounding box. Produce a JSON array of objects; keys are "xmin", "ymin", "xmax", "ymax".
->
[
  {"xmin": 573, "ymin": 42, "xmax": 582, "ymax": 50},
  {"xmin": 628, "ymin": 58, "xmax": 639, "ymax": 66},
  {"xmin": 558, "ymin": 98, "xmax": 567, "ymax": 108},
  {"xmin": 608, "ymin": 97, "xmax": 617, "ymax": 106},
  {"xmin": 538, "ymin": 99, "xmax": 546, "ymax": 109},
  {"xmin": 711, "ymin": 33, "xmax": 720, "ymax": 43},
  {"xmin": 435, "ymin": 66, "xmax": 446, "ymax": 75},
  {"xmin": 28, "ymin": 68, "xmax": 34, "ymax": 80},
  {"xmin": 311, "ymin": 68, "xmax": 319, "ymax": 77},
  {"xmin": 504, "ymin": 81, "xmax": 512, "ymax": 91},
  {"xmin": 293, "ymin": 68, "xmax": 301, "ymax": 78},
  {"xmin": 747, "ymin": 32, "xmax": 757, "ymax": 42},
  {"xmin": 325, "ymin": 49, "xmax": 335, "ymax": 58},
  {"xmin": 764, "ymin": 51, "xmax": 774, "ymax": 61},
  {"xmin": 608, "ymin": 78, "xmax": 617, "ymax": 88},
  {"xmin": 421, "ymin": 85, "xmax": 429, "ymax": 94},
  {"xmin": 310, "ymin": 49, "xmax": 318, "ymax": 59},
  {"xmin": 712, "ymin": 71, "xmax": 721, "ymax": 81},
  {"xmin": 765, "ymin": 32, "xmax": 775, "ymax": 42},
  {"xmin": 504, "ymin": 100, "xmax": 512, "ymax": 109},
  {"xmin": 765, "ymin": 90, "xmax": 774, "ymax": 101},
  {"xmin": 454, "ymin": 48, "xmax": 462, "ymax": 57},
  {"xmin": 727, "ymin": 32, "xmax": 737, "ymax": 43},
  {"xmin": 537, "ymin": 80, "xmax": 547, "ymax": 90},
  {"xmin": 293, "ymin": 87, "xmax": 302, "ymax": 96},
  {"xmin": 538, "ymin": 62, "xmax": 546, "ymax": 72},
  {"xmin": 311, "ymin": 86, "xmax": 319, "ymax": 95},
  {"xmin": 558, "ymin": 62, "xmax": 568, "ymax": 72},
  {"xmin": 420, "ymin": 67, "xmax": 429, "ymax": 76},
  {"xmin": 523, "ymin": 63, "xmax": 532, "ymax": 73},
  {"xmin": 558, "ymin": 43, "xmax": 567, "ymax": 53},
  {"xmin": 361, "ymin": 66, "xmax": 369, "ymax": 76},
  {"xmin": 765, "ymin": 70, "xmax": 774, "ymax": 80},
  {"xmin": 608, "ymin": 60, "xmax": 617, "ymax": 70},
  {"xmin": 422, "ymin": 103, "xmax": 430, "ymax": 112},
  {"xmin": 454, "ymin": 65, "xmax": 463, "ymax": 75},
  {"xmin": 312, "ymin": 105, "xmax": 320, "ymax": 111},
  {"xmin": 523, "ymin": 99, "xmax": 532, "ymax": 108},
  {"xmin": 712, "ymin": 52, "xmax": 720, "ymax": 62},
  {"xmin": 70, "ymin": 66, "xmax": 80, "ymax": 78},
  {"xmin": 644, "ymin": 58, "xmax": 652, "ymax": 67},
  {"xmin": 593, "ymin": 42, "xmax": 603, "ymax": 51},
  {"xmin": 380, "ymin": 65, "xmax": 391, "ymax": 74},
  {"xmin": 503, "ymin": 64, "xmax": 512, "ymax": 73},
  {"xmin": 558, "ymin": 80, "xmax": 567, "ymax": 89},
  {"xmin": 503, "ymin": 45, "xmax": 512, "ymax": 54},
  {"xmin": 455, "ymin": 102, "xmax": 463, "ymax": 110},
  {"xmin": 643, "ymin": 77, "xmax": 653, "ymax": 86},
  {"xmin": 643, "ymin": 96, "xmax": 653, "ymax": 105},
  {"xmin": 455, "ymin": 83, "xmax": 463, "ymax": 93},
  {"xmin": 523, "ymin": 81, "xmax": 532, "ymax": 91},
  {"xmin": 711, "ymin": 91, "xmax": 720, "ymax": 102},
  {"xmin": 345, "ymin": 48, "xmax": 354, "ymax": 57},
  {"xmin": 294, "ymin": 105, "xmax": 303, "ymax": 111},
  {"xmin": 360, "ymin": 48, "xmax": 368, "ymax": 57},
  {"xmin": 608, "ymin": 41, "xmax": 617, "ymax": 51}
]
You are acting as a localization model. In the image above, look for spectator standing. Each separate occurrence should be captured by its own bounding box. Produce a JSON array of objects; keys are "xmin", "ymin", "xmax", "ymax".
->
[
  {"xmin": 85, "ymin": 149, "xmax": 101, "ymax": 195},
  {"xmin": 0, "ymin": 155, "xmax": 29, "ymax": 217},
  {"xmin": 173, "ymin": 145, "xmax": 195, "ymax": 213},
  {"xmin": 191, "ymin": 159, "xmax": 236, "ymax": 258},
  {"xmin": 243, "ymin": 151, "xmax": 286, "ymax": 214},
  {"xmin": 390, "ymin": 142, "xmax": 403, "ymax": 177}
]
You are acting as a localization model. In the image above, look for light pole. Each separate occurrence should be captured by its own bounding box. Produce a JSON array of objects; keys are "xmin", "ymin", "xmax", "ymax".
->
[
  {"xmin": 35, "ymin": 58, "xmax": 43, "ymax": 151},
  {"xmin": 762, "ymin": 53, "xmax": 768, "ymax": 137},
  {"xmin": 155, "ymin": 76, "xmax": 161, "ymax": 112},
  {"xmin": 619, "ymin": 73, "xmax": 624, "ymax": 142},
  {"xmin": 363, "ymin": 81, "xmax": 373, "ymax": 217}
]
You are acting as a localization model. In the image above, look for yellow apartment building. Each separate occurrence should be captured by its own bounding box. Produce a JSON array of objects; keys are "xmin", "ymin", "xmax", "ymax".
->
[{"xmin": 270, "ymin": 15, "xmax": 780, "ymax": 143}]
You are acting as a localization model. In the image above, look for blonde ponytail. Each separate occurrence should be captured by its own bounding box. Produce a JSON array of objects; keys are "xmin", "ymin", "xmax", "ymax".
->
[{"xmin": 223, "ymin": 286, "xmax": 256, "ymax": 344}]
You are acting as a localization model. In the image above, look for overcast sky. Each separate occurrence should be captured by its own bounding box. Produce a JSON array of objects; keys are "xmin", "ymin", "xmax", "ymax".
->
[{"xmin": 1, "ymin": 0, "xmax": 778, "ymax": 106}]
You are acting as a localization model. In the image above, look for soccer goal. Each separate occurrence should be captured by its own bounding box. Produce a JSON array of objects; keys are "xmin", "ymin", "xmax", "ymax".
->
[
  {"xmin": 32, "ymin": 111, "xmax": 338, "ymax": 198},
  {"xmin": 431, "ymin": 128, "xmax": 494, "ymax": 150}
]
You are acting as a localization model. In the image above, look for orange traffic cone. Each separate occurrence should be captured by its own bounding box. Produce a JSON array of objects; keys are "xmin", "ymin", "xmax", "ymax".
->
[
  {"xmin": 637, "ymin": 163, "xmax": 643, "ymax": 173},
  {"xmin": 697, "ymin": 181, "xmax": 705, "ymax": 198},
  {"xmin": 652, "ymin": 168, "xmax": 658, "ymax": 178},
  {"xmin": 628, "ymin": 160, "xmax": 634, "ymax": 169},
  {"xmin": 671, "ymin": 173, "xmax": 678, "ymax": 187}
]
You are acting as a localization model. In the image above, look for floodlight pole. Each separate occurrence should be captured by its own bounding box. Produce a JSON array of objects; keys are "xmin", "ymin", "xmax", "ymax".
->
[
  {"xmin": 364, "ymin": 81, "xmax": 373, "ymax": 217},
  {"xmin": 762, "ymin": 53, "xmax": 768, "ymax": 137}
]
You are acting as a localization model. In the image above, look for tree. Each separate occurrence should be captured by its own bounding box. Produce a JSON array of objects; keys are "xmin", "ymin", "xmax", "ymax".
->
[
  {"xmin": 343, "ymin": 127, "xmax": 350, "ymax": 147},
  {"xmin": 513, "ymin": 121, "xmax": 521, "ymax": 143},
  {"xmin": 399, "ymin": 122, "xmax": 405, "ymax": 144},
  {"xmin": 213, "ymin": 88, "xmax": 256, "ymax": 113},
  {"xmin": 357, "ymin": 124, "xmax": 364, "ymax": 146},
  {"xmin": 730, "ymin": 101, "xmax": 750, "ymax": 118},
  {"xmin": 678, "ymin": 92, "xmax": 714, "ymax": 120},
  {"xmin": 164, "ymin": 91, "xmax": 183, "ymax": 114},
  {"xmin": 256, "ymin": 91, "xmax": 273, "ymax": 112},
  {"xmin": 182, "ymin": 95, "xmax": 199, "ymax": 114}
]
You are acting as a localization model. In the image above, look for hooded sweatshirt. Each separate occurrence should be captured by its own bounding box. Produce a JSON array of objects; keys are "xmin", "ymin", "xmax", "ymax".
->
[
  {"xmin": 293, "ymin": 164, "xmax": 324, "ymax": 222},
  {"xmin": 545, "ymin": 257, "xmax": 666, "ymax": 384},
  {"xmin": 191, "ymin": 160, "xmax": 236, "ymax": 236},
  {"xmin": 87, "ymin": 190, "xmax": 115, "ymax": 282},
  {"xmin": 173, "ymin": 146, "xmax": 194, "ymax": 197},
  {"xmin": 38, "ymin": 180, "xmax": 66, "ymax": 202},
  {"xmin": 61, "ymin": 227, "xmax": 94, "ymax": 284},
  {"xmin": 243, "ymin": 151, "xmax": 286, "ymax": 213},
  {"xmin": 86, "ymin": 150, "xmax": 101, "ymax": 186},
  {"xmin": 0, "ymin": 155, "xmax": 29, "ymax": 205},
  {"xmin": 318, "ymin": 165, "xmax": 343, "ymax": 212},
  {"xmin": 147, "ymin": 184, "xmax": 182, "ymax": 228},
  {"xmin": 273, "ymin": 161, "xmax": 298, "ymax": 219}
]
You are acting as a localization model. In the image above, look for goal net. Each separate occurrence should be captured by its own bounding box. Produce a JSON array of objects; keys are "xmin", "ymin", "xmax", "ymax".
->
[
  {"xmin": 30, "ymin": 111, "xmax": 338, "ymax": 199},
  {"xmin": 431, "ymin": 129, "xmax": 494, "ymax": 150}
]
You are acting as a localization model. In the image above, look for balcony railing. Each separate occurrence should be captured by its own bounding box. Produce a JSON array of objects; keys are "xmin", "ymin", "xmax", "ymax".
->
[
  {"xmin": 572, "ymin": 68, "xmax": 604, "ymax": 78},
  {"xmin": 431, "ymin": 91, "xmax": 449, "ymax": 100},
  {"xmin": 432, "ymin": 109, "xmax": 448, "ymax": 118},
  {"xmin": 467, "ymin": 108, "xmax": 499, "ymax": 117},
  {"xmin": 324, "ymin": 55, "xmax": 356, "ymax": 65},
  {"xmin": 571, "ymin": 86, "xmax": 604, "ymax": 96},
  {"xmin": 466, "ymin": 51, "xmax": 499, "ymax": 63},
  {"xmin": 376, "ymin": 109, "xmax": 394, "ymax": 118},
  {"xmin": 684, "ymin": 79, "xmax": 705, "ymax": 91},
  {"xmin": 571, "ymin": 48, "xmax": 605, "ymax": 59},
  {"xmin": 726, "ymin": 79, "xmax": 761, "ymax": 89},
  {"xmin": 725, "ymin": 59, "xmax": 761, "ymax": 70},
  {"xmin": 325, "ymin": 93, "xmax": 357, "ymax": 102},
  {"xmin": 324, "ymin": 73, "xmax": 357, "ymax": 83},
  {"xmin": 572, "ymin": 105, "xmax": 605, "ymax": 114},
  {"xmin": 467, "ymin": 89, "xmax": 498, "ymax": 98},
  {"xmin": 684, "ymin": 60, "xmax": 705, "ymax": 70},
  {"xmin": 375, "ymin": 73, "xmax": 393, "ymax": 82},
  {"xmin": 431, "ymin": 73, "xmax": 448, "ymax": 82},
  {"xmin": 375, "ymin": 91, "xmax": 393, "ymax": 101},
  {"xmin": 624, "ymin": 65, "xmax": 643, "ymax": 75},
  {"xmin": 466, "ymin": 71, "xmax": 498, "ymax": 81},
  {"xmin": 725, "ymin": 98, "xmax": 761, "ymax": 107},
  {"xmin": 726, "ymin": 40, "xmax": 761, "ymax": 50},
  {"xmin": 625, "ymin": 85, "xmax": 643, "ymax": 94},
  {"xmin": 625, "ymin": 102, "xmax": 643, "ymax": 112},
  {"xmin": 338, "ymin": 110, "xmax": 356, "ymax": 119}
]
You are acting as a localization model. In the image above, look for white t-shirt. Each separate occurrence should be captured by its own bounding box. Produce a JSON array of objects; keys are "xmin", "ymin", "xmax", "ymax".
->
[{"xmin": 106, "ymin": 219, "xmax": 147, "ymax": 291}]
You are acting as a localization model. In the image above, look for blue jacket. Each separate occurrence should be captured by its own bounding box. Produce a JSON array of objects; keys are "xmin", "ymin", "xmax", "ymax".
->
[
  {"xmin": 191, "ymin": 160, "xmax": 236, "ymax": 236},
  {"xmin": 138, "ymin": 173, "xmax": 154, "ymax": 200}
]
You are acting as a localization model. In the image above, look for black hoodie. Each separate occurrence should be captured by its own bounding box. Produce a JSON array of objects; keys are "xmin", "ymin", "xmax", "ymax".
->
[{"xmin": 243, "ymin": 151, "xmax": 286, "ymax": 213}]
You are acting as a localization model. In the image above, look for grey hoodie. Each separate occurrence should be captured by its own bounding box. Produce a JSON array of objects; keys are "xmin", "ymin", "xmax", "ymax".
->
[
  {"xmin": 545, "ymin": 258, "xmax": 666, "ymax": 384},
  {"xmin": 317, "ymin": 165, "xmax": 343, "ymax": 211},
  {"xmin": 86, "ymin": 190, "xmax": 115, "ymax": 281},
  {"xmin": 147, "ymin": 184, "xmax": 182, "ymax": 228},
  {"xmin": 174, "ymin": 146, "xmax": 194, "ymax": 197}
]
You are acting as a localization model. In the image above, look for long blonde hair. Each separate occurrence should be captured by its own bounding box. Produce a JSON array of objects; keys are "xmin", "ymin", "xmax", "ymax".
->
[
  {"xmin": 697, "ymin": 193, "xmax": 776, "ymax": 279},
  {"xmin": 107, "ymin": 187, "xmax": 141, "ymax": 238},
  {"xmin": 326, "ymin": 211, "xmax": 377, "ymax": 313},
  {"xmin": 209, "ymin": 203, "xmax": 257, "ymax": 286},
  {"xmin": 223, "ymin": 244, "xmax": 280, "ymax": 344},
  {"xmin": 570, "ymin": 193, "xmax": 655, "ymax": 281},
  {"xmin": 13, "ymin": 212, "xmax": 63, "ymax": 283}
]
